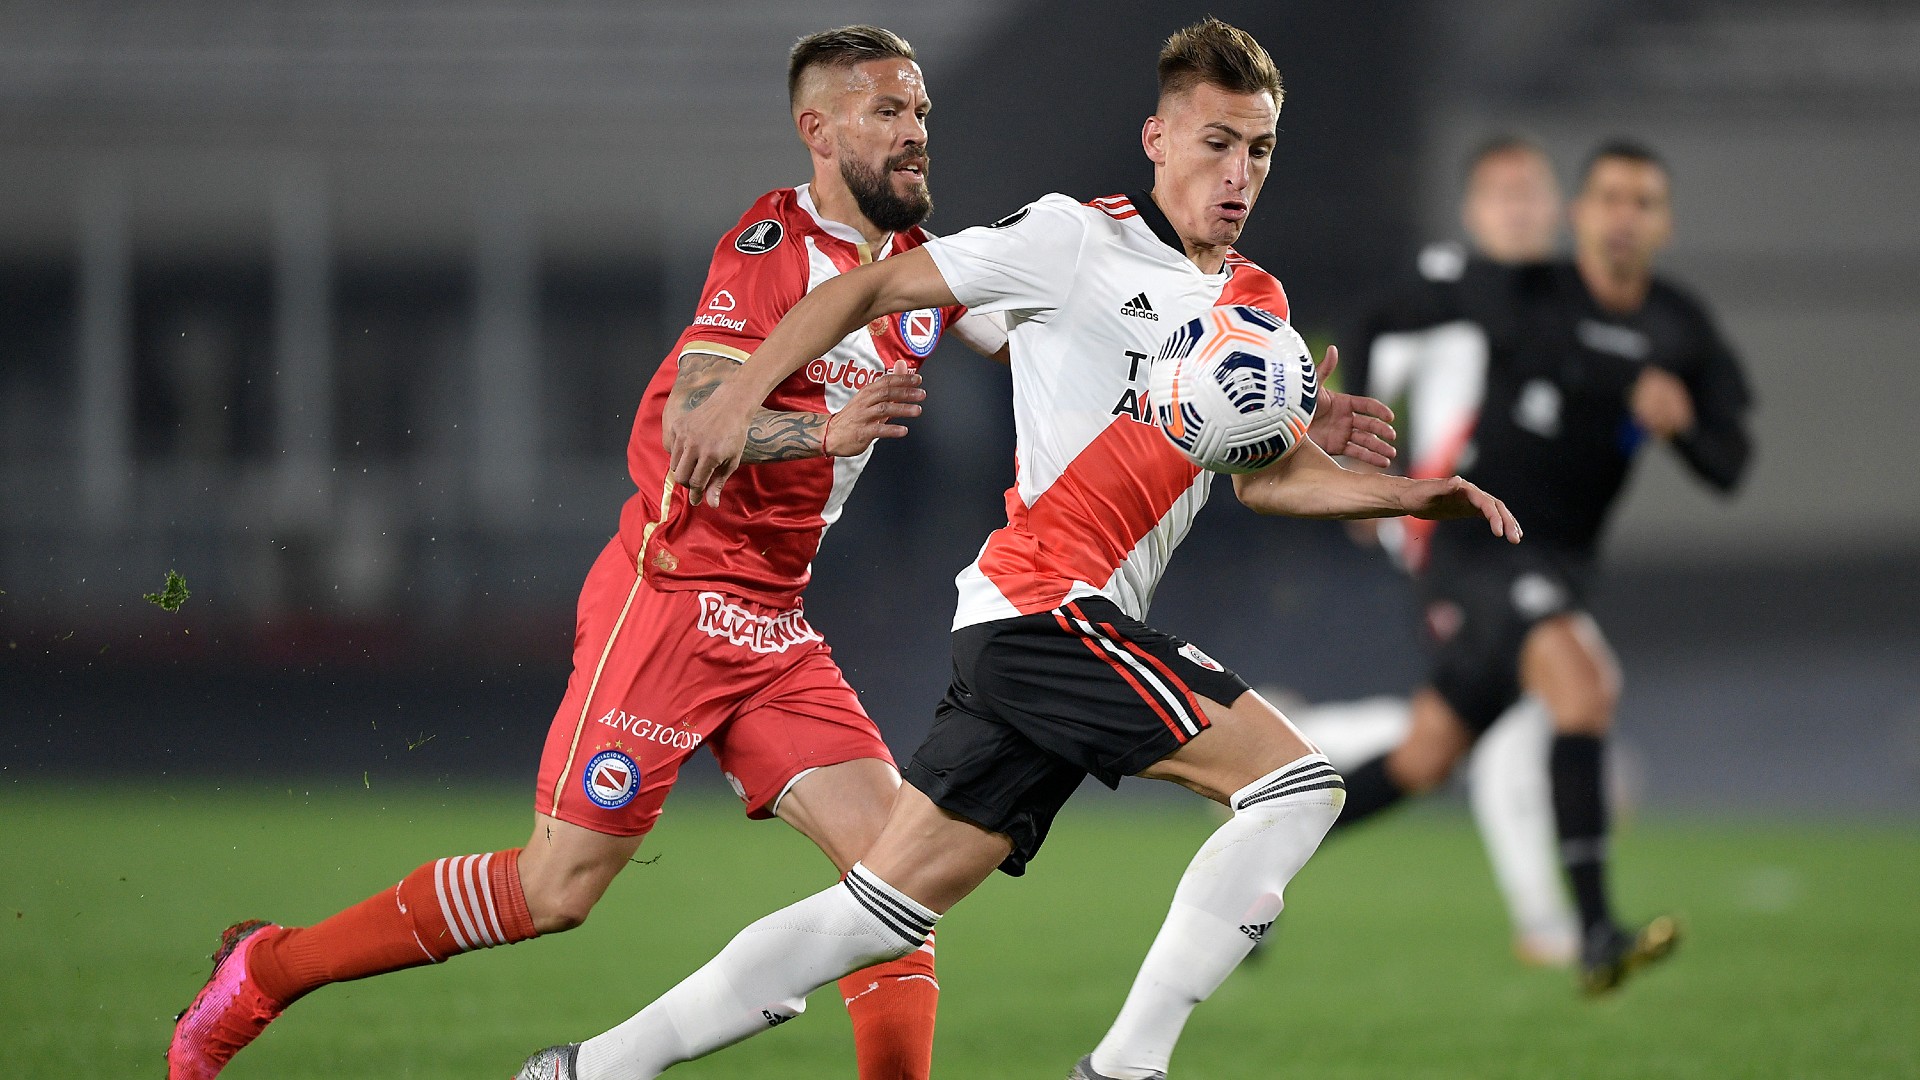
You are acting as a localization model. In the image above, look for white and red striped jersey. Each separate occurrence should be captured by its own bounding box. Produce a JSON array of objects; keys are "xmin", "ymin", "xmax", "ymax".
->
[
  {"xmin": 622, "ymin": 184, "xmax": 1000, "ymax": 608},
  {"xmin": 924, "ymin": 192, "xmax": 1290, "ymax": 630}
]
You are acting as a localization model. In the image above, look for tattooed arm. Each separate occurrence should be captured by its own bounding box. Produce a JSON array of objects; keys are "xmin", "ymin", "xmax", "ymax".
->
[
  {"xmin": 667, "ymin": 354, "xmax": 822, "ymax": 462},
  {"xmin": 667, "ymin": 352, "xmax": 923, "ymax": 463},
  {"xmin": 742, "ymin": 411, "xmax": 827, "ymax": 463}
]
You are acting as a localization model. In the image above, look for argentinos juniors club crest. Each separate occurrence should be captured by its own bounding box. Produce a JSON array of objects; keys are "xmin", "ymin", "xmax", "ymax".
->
[
  {"xmin": 582, "ymin": 748, "xmax": 640, "ymax": 809},
  {"xmin": 898, "ymin": 308, "xmax": 943, "ymax": 357}
]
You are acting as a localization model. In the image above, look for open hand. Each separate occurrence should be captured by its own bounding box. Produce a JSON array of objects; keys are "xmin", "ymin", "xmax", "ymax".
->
[
  {"xmin": 825, "ymin": 362, "xmax": 926, "ymax": 457},
  {"xmin": 1308, "ymin": 345, "xmax": 1397, "ymax": 468},
  {"xmin": 1399, "ymin": 475, "xmax": 1522, "ymax": 542}
]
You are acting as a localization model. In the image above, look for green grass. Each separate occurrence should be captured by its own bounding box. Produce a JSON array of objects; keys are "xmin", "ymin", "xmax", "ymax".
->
[{"xmin": 3, "ymin": 781, "xmax": 1916, "ymax": 1078}]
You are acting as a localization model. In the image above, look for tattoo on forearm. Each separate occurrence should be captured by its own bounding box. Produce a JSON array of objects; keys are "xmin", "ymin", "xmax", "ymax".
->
[
  {"xmin": 743, "ymin": 410, "xmax": 826, "ymax": 462},
  {"xmin": 673, "ymin": 353, "xmax": 736, "ymax": 413},
  {"xmin": 672, "ymin": 352, "xmax": 827, "ymax": 462}
]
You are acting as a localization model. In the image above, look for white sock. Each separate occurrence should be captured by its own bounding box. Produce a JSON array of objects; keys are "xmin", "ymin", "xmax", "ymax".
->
[
  {"xmin": 1287, "ymin": 696, "xmax": 1412, "ymax": 770},
  {"xmin": 574, "ymin": 863, "xmax": 937, "ymax": 1080},
  {"xmin": 1090, "ymin": 755, "xmax": 1344, "ymax": 1079},
  {"xmin": 1467, "ymin": 698, "xmax": 1578, "ymax": 961}
]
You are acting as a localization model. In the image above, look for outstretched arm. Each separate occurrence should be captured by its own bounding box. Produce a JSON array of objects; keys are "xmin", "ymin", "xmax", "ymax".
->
[
  {"xmin": 666, "ymin": 353, "xmax": 926, "ymax": 464},
  {"xmin": 667, "ymin": 247, "xmax": 957, "ymax": 505},
  {"xmin": 1232, "ymin": 438, "xmax": 1521, "ymax": 541}
]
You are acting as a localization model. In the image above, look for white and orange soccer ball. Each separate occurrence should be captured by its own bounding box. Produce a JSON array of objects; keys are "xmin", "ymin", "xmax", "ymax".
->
[{"xmin": 1148, "ymin": 305, "xmax": 1320, "ymax": 474}]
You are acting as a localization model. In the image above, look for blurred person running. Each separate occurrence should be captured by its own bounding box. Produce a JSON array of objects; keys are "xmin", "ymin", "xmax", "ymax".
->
[
  {"xmin": 1292, "ymin": 134, "xmax": 1582, "ymax": 967},
  {"xmin": 1326, "ymin": 139, "xmax": 1754, "ymax": 994},
  {"xmin": 515, "ymin": 18, "xmax": 1519, "ymax": 1080},
  {"xmin": 167, "ymin": 25, "xmax": 1013, "ymax": 1080}
]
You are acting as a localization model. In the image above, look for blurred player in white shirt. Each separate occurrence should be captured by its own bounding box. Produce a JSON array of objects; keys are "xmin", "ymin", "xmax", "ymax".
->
[{"xmin": 1291, "ymin": 136, "xmax": 1580, "ymax": 968}]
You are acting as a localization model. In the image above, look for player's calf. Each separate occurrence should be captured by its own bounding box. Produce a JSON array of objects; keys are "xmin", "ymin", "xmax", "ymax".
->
[
  {"xmin": 1522, "ymin": 613, "xmax": 1621, "ymax": 736},
  {"xmin": 518, "ymin": 815, "xmax": 647, "ymax": 933},
  {"xmin": 246, "ymin": 848, "xmax": 538, "ymax": 1005},
  {"xmin": 1332, "ymin": 688, "xmax": 1473, "ymax": 830}
]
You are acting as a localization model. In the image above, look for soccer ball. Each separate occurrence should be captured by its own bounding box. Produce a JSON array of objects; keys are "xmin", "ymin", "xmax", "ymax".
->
[{"xmin": 1148, "ymin": 305, "xmax": 1320, "ymax": 474}]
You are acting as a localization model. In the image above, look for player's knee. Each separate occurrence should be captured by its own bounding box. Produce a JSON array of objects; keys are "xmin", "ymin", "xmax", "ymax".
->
[
  {"xmin": 1302, "ymin": 780, "xmax": 1344, "ymax": 839},
  {"xmin": 532, "ymin": 904, "xmax": 589, "ymax": 935},
  {"xmin": 1397, "ymin": 757, "xmax": 1451, "ymax": 794},
  {"xmin": 1389, "ymin": 739, "xmax": 1462, "ymax": 793},
  {"xmin": 524, "ymin": 883, "xmax": 601, "ymax": 934},
  {"xmin": 1595, "ymin": 662, "xmax": 1623, "ymax": 718},
  {"xmin": 1548, "ymin": 675, "xmax": 1617, "ymax": 735},
  {"xmin": 1528, "ymin": 615, "xmax": 1622, "ymax": 734},
  {"xmin": 520, "ymin": 869, "xmax": 612, "ymax": 934}
]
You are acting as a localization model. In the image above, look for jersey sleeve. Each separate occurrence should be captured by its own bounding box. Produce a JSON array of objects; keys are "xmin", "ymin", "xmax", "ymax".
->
[
  {"xmin": 921, "ymin": 194, "xmax": 1089, "ymax": 322},
  {"xmin": 672, "ymin": 216, "xmax": 809, "ymax": 364},
  {"xmin": 1670, "ymin": 305, "xmax": 1755, "ymax": 492}
]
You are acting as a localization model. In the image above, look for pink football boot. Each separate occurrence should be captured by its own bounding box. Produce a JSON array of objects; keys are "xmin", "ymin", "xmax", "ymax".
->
[{"xmin": 166, "ymin": 920, "xmax": 286, "ymax": 1079}]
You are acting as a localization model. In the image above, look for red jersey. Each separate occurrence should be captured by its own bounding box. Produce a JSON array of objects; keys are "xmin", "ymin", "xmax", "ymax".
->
[{"xmin": 617, "ymin": 185, "xmax": 967, "ymax": 608}]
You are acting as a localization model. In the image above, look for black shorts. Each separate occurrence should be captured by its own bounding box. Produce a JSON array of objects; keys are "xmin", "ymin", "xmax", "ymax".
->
[
  {"xmin": 1418, "ymin": 533, "xmax": 1596, "ymax": 733},
  {"xmin": 903, "ymin": 597, "xmax": 1251, "ymax": 876}
]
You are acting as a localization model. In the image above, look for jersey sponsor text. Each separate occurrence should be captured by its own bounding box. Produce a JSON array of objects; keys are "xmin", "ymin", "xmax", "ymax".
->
[
  {"xmin": 695, "ymin": 591, "xmax": 822, "ymax": 654},
  {"xmin": 597, "ymin": 707, "xmax": 704, "ymax": 750}
]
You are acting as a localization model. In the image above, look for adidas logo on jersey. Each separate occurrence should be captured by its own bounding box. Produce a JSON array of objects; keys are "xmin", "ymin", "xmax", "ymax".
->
[
  {"xmin": 1119, "ymin": 293, "xmax": 1158, "ymax": 320},
  {"xmin": 1240, "ymin": 920, "xmax": 1274, "ymax": 942}
]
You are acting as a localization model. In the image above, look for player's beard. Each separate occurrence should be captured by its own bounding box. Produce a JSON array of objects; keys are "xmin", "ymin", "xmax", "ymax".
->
[{"xmin": 840, "ymin": 147, "xmax": 933, "ymax": 233}]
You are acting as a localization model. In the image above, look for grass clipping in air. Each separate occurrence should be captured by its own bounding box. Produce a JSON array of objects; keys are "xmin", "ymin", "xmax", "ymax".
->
[{"xmin": 142, "ymin": 569, "xmax": 191, "ymax": 612}]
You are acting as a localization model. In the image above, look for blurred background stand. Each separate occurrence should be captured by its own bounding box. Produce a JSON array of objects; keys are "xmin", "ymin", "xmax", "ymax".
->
[{"xmin": 0, "ymin": 0, "xmax": 1915, "ymax": 814}]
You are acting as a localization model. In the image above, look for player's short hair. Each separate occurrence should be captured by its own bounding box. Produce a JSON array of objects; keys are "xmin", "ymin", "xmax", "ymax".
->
[
  {"xmin": 1579, "ymin": 138, "xmax": 1669, "ymax": 188},
  {"xmin": 1464, "ymin": 133, "xmax": 1551, "ymax": 180},
  {"xmin": 1157, "ymin": 17, "xmax": 1283, "ymax": 106},
  {"xmin": 787, "ymin": 25, "xmax": 916, "ymax": 107}
]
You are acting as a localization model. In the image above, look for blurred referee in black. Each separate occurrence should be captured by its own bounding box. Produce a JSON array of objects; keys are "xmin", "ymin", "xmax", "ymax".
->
[{"xmin": 1331, "ymin": 140, "xmax": 1754, "ymax": 994}]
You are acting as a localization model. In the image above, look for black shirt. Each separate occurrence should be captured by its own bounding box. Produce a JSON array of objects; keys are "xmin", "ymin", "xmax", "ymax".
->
[{"xmin": 1348, "ymin": 256, "xmax": 1754, "ymax": 557}]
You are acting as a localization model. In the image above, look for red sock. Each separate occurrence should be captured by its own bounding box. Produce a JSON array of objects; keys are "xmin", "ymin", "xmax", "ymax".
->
[
  {"xmin": 247, "ymin": 849, "xmax": 538, "ymax": 1006},
  {"xmin": 837, "ymin": 933, "xmax": 939, "ymax": 1080}
]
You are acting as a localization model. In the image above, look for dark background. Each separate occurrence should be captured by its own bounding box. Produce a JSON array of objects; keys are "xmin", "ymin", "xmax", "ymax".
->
[{"xmin": 2, "ymin": 0, "xmax": 1916, "ymax": 814}]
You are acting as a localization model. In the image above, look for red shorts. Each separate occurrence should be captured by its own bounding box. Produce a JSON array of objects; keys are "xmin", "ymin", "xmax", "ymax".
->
[{"xmin": 535, "ymin": 538, "xmax": 894, "ymax": 837}]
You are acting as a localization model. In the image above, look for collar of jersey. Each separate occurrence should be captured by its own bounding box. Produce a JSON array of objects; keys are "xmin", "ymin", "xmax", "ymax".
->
[
  {"xmin": 794, "ymin": 183, "xmax": 894, "ymax": 254},
  {"xmin": 1127, "ymin": 189, "xmax": 1230, "ymax": 279}
]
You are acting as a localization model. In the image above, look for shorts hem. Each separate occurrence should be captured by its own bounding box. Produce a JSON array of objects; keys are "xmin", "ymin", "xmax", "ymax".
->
[
  {"xmin": 1101, "ymin": 728, "xmax": 1191, "ymax": 786},
  {"xmin": 540, "ymin": 803, "xmax": 661, "ymax": 839},
  {"xmin": 902, "ymin": 762, "xmax": 1017, "ymax": 838},
  {"xmin": 742, "ymin": 750, "xmax": 898, "ymax": 821},
  {"xmin": 1430, "ymin": 673, "xmax": 1517, "ymax": 735}
]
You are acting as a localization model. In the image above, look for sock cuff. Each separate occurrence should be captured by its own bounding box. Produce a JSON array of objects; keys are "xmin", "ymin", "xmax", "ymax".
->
[
  {"xmin": 843, "ymin": 863, "xmax": 938, "ymax": 948},
  {"xmin": 1231, "ymin": 753, "xmax": 1344, "ymax": 811},
  {"xmin": 425, "ymin": 851, "xmax": 537, "ymax": 953},
  {"xmin": 1551, "ymin": 732, "xmax": 1606, "ymax": 756},
  {"xmin": 488, "ymin": 847, "xmax": 538, "ymax": 943}
]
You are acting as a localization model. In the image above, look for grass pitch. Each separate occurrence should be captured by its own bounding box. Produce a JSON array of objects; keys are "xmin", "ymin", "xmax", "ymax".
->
[{"xmin": 3, "ymin": 781, "xmax": 1915, "ymax": 1078}]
